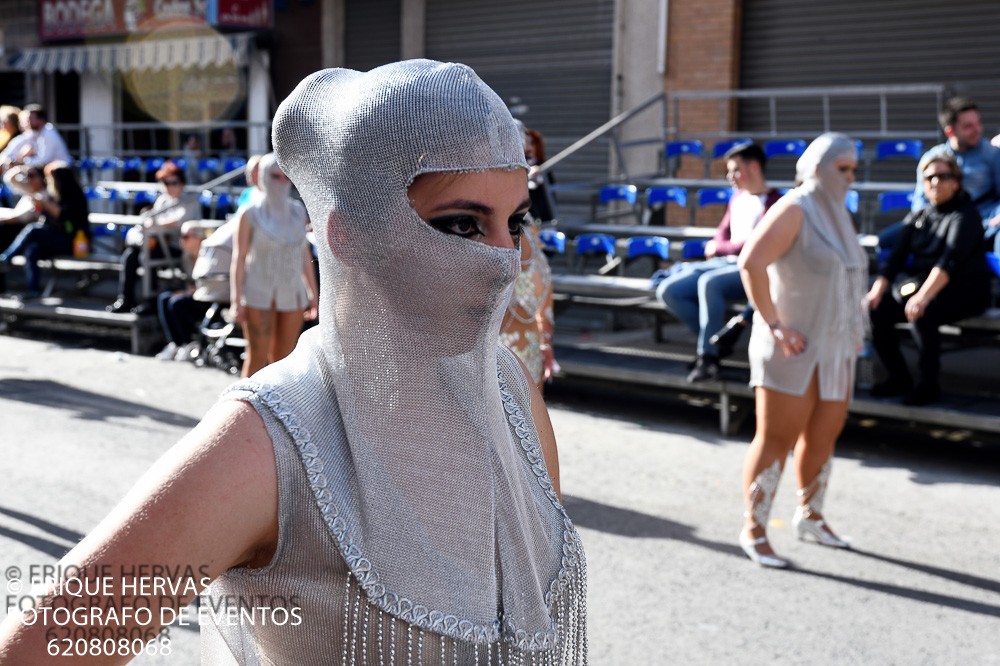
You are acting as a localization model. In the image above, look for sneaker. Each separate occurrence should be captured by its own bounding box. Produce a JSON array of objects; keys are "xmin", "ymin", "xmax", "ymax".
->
[
  {"xmin": 709, "ymin": 316, "xmax": 747, "ymax": 359},
  {"xmin": 155, "ymin": 342, "xmax": 179, "ymax": 361},
  {"xmin": 686, "ymin": 354, "xmax": 720, "ymax": 383},
  {"xmin": 869, "ymin": 378, "xmax": 912, "ymax": 398},
  {"xmin": 901, "ymin": 382, "xmax": 941, "ymax": 406},
  {"xmin": 174, "ymin": 342, "xmax": 199, "ymax": 363}
]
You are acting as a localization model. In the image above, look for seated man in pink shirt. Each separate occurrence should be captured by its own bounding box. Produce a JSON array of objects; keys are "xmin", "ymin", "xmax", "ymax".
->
[{"xmin": 656, "ymin": 143, "xmax": 781, "ymax": 382}]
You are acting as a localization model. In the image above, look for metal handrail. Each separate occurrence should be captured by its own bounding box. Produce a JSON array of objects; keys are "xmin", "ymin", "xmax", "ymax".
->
[
  {"xmin": 536, "ymin": 91, "xmax": 665, "ymax": 178},
  {"xmin": 669, "ymin": 83, "xmax": 946, "ymax": 139}
]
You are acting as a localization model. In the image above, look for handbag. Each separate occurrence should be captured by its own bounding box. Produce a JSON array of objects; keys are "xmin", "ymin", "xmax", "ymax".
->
[{"xmin": 891, "ymin": 272, "xmax": 927, "ymax": 303}]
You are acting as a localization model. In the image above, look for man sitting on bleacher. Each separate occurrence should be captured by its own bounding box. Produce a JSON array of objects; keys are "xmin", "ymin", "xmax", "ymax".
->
[
  {"xmin": 0, "ymin": 165, "xmax": 47, "ymax": 292},
  {"xmin": 656, "ymin": 143, "xmax": 781, "ymax": 383},
  {"xmin": 908, "ymin": 97, "xmax": 1000, "ymax": 253}
]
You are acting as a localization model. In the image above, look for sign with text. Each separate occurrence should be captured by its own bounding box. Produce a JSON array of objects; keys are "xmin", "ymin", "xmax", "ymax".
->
[{"xmin": 38, "ymin": 0, "xmax": 271, "ymax": 41}]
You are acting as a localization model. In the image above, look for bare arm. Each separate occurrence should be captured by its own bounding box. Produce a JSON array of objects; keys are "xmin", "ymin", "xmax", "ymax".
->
[
  {"xmin": 512, "ymin": 355, "xmax": 561, "ymax": 498},
  {"xmin": 303, "ymin": 245, "xmax": 318, "ymax": 321},
  {"xmin": 230, "ymin": 211, "xmax": 252, "ymax": 324},
  {"xmin": 738, "ymin": 198, "xmax": 806, "ymax": 357},
  {"xmin": 0, "ymin": 401, "xmax": 278, "ymax": 664},
  {"xmin": 904, "ymin": 266, "xmax": 950, "ymax": 322}
]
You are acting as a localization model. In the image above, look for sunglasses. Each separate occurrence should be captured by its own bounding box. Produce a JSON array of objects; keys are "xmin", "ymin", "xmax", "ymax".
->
[
  {"xmin": 923, "ymin": 172, "xmax": 957, "ymax": 182},
  {"xmin": 160, "ymin": 179, "xmax": 182, "ymax": 186}
]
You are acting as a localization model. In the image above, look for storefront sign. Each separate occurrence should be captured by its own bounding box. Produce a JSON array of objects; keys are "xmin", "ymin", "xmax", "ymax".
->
[{"xmin": 38, "ymin": 0, "xmax": 271, "ymax": 41}]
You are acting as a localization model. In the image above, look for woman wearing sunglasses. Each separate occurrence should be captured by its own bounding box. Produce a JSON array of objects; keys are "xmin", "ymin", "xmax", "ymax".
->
[
  {"xmin": 866, "ymin": 152, "xmax": 991, "ymax": 406},
  {"xmin": 108, "ymin": 161, "xmax": 201, "ymax": 313}
]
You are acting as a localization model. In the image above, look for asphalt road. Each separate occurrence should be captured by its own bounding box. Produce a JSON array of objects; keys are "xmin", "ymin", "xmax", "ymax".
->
[{"xmin": 1, "ymin": 333, "xmax": 998, "ymax": 665}]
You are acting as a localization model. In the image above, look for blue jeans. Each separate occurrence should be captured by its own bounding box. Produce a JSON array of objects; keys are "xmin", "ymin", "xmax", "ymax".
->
[
  {"xmin": 157, "ymin": 291, "xmax": 212, "ymax": 345},
  {"xmin": 655, "ymin": 257, "xmax": 747, "ymax": 357},
  {"xmin": 0, "ymin": 223, "xmax": 72, "ymax": 293}
]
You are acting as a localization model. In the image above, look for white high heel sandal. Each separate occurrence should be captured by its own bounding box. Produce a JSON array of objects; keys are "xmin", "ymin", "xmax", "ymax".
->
[
  {"xmin": 741, "ymin": 460, "xmax": 789, "ymax": 569},
  {"xmin": 794, "ymin": 460, "xmax": 850, "ymax": 549}
]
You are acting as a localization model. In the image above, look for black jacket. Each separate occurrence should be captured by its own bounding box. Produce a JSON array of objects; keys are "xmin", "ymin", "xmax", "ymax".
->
[{"xmin": 879, "ymin": 189, "xmax": 989, "ymax": 284}]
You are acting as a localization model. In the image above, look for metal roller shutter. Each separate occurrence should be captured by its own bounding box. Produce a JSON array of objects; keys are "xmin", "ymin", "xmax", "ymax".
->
[
  {"xmin": 425, "ymin": 0, "xmax": 615, "ymax": 188},
  {"xmin": 739, "ymin": 0, "xmax": 1000, "ymax": 140},
  {"xmin": 345, "ymin": 0, "xmax": 401, "ymax": 72}
]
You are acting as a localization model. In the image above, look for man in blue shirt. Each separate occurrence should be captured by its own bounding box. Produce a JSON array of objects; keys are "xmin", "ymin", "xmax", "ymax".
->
[{"xmin": 910, "ymin": 97, "xmax": 1000, "ymax": 252}]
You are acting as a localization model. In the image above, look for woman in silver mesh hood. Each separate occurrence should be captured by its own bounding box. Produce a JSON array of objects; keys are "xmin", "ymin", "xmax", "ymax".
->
[{"xmin": 0, "ymin": 60, "xmax": 587, "ymax": 665}]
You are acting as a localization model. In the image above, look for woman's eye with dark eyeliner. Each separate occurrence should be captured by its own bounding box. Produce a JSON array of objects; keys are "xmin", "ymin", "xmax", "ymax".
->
[
  {"xmin": 508, "ymin": 214, "xmax": 528, "ymax": 236},
  {"xmin": 428, "ymin": 215, "xmax": 481, "ymax": 238}
]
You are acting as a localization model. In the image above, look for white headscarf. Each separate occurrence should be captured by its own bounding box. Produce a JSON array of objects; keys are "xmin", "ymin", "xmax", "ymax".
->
[
  {"xmin": 795, "ymin": 132, "xmax": 869, "ymax": 344},
  {"xmin": 248, "ymin": 152, "xmax": 303, "ymax": 244}
]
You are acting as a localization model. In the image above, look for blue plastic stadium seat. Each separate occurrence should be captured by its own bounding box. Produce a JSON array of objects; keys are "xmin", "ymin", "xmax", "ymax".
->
[
  {"xmin": 626, "ymin": 236, "xmax": 670, "ymax": 261},
  {"xmin": 599, "ymin": 184, "xmax": 638, "ymax": 205},
  {"xmin": 100, "ymin": 157, "xmax": 122, "ymax": 170},
  {"xmin": 78, "ymin": 157, "xmax": 99, "ymax": 170},
  {"xmin": 223, "ymin": 157, "xmax": 248, "ymax": 174},
  {"xmin": 697, "ymin": 187, "xmax": 734, "ymax": 208},
  {"xmin": 876, "ymin": 140, "xmax": 924, "ymax": 161},
  {"xmin": 84, "ymin": 187, "xmax": 101, "ymax": 200},
  {"xmin": 682, "ymin": 239, "xmax": 708, "ymax": 260},
  {"xmin": 845, "ymin": 190, "xmax": 859, "ymax": 214},
  {"xmin": 712, "ymin": 139, "xmax": 752, "ymax": 159},
  {"xmin": 121, "ymin": 157, "xmax": 143, "ymax": 174},
  {"xmin": 575, "ymin": 233, "xmax": 616, "ymax": 257},
  {"xmin": 145, "ymin": 157, "xmax": 166, "ymax": 173},
  {"xmin": 172, "ymin": 158, "xmax": 189, "ymax": 170},
  {"xmin": 215, "ymin": 193, "xmax": 235, "ymax": 213},
  {"xmin": 854, "ymin": 140, "xmax": 865, "ymax": 156},
  {"xmin": 199, "ymin": 191, "xmax": 215, "ymax": 207},
  {"xmin": 134, "ymin": 190, "xmax": 157, "ymax": 206},
  {"xmin": 198, "ymin": 158, "xmax": 221, "ymax": 175},
  {"xmin": 878, "ymin": 191, "xmax": 914, "ymax": 213},
  {"xmin": 538, "ymin": 228, "xmax": 566, "ymax": 254},
  {"xmin": 986, "ymin": 252, "xmax": 1000, "ymax": 278},
  {"xmin": 645, "ymin": 186, "xmax": 687, "ymax": 208},
  {"xmin": 664, "ymin": 140, "xmax": 703, "ymax": 159},
  {"xmin": 764, "ymin": 140, "xmax": 807, "ymax": 159}
]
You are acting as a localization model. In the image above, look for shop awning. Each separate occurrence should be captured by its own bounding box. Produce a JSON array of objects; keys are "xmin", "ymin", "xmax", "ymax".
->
[{"xmin": 11, "ymin": 33, "xmax": 252, "ymax": 74}]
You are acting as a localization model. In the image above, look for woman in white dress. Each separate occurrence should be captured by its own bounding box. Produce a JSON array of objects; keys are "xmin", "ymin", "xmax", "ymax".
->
[{"xmin": 737, "ymin": 133, "xmax": 868, "ymax": 568}]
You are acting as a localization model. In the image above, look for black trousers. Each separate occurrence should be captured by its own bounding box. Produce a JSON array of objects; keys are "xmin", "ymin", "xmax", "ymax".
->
[
  {"xmin": 117, "ymin": 242, "xmax": 181, "ymax": 305},
  {"xmin": 870, "ymin": 278, "xmax": 991, "ymax": 386}
]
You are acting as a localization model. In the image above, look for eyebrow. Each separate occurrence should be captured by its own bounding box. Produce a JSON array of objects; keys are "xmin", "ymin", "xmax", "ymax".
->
[{"xmin": 430, "ymin": 198, "xmax": 532, "ymax": 215}]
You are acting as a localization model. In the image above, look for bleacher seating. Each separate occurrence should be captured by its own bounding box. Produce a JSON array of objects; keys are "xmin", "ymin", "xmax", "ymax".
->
[
  {"xmin": 539, "ymin": 228, "xmax": 567, "ymax": 255},
  {"xmin": 625, "ymin": 235, "xmax": 670, "ymax": 262},
  {"xmin": 876, "ymin": 139, "xmax": 923, "ymax": 161},
  {"xmin": 764, "ymin": 140, "xmax": 807, "ymax": 159},
  {"xmin": 697, "ymin": 187, "xmax": 733, "ymax": 208},
  {"xmin": 682, "ymin": 238, "xmax": 708, "ymax": 260},
  {"xmin": 879, "ymin": 190, "xmax": 914, "ymax": 213},
  {"xmin": 574, "ymin": 232, "xmax": 617, "ymax": 273},
  {"xmin": 593, "ymin": 184, "xmax": 640, "ymax": 224},
  {"xmin": 643, "ymin": 186, "xmax": 686, "ymax": 225},
  {"xmin": 712, "ymin": 139, "xmax": 752, "ymax": 159},
  {"xmin": 223, "ymin": 157, "xmax": 248, "ymax": 174}
]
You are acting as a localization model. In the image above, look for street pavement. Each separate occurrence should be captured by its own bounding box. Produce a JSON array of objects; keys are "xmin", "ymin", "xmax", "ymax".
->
[{"xmin": 1, "ymin": 334, "xmax": 998, "ymax": 664}]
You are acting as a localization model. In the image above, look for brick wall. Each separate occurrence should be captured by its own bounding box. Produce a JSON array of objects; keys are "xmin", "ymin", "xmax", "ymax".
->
[{"xmin": 663, "ymin": 0, "xmax": 742, "ymax": 226}]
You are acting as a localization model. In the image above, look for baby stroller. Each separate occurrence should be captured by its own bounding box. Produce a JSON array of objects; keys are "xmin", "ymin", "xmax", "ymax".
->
[{"xmin": 192, "ymin": 302, "xmax": 245, "ymax": 375}]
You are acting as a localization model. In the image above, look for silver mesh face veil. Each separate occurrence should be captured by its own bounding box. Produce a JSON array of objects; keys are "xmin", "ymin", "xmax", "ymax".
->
[{"xmin": 205, "ymin": 60, "xmax": 586, "ymax": 662}]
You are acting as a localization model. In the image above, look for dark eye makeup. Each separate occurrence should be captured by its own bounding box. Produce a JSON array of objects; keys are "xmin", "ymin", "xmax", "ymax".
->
[
  {"xmin": 427, "ymin": 215, "xmax": 481, "ymax": 238},
  {"xmin": 427, "ymin": 212, "xmax": 529, "ymax": 240}
]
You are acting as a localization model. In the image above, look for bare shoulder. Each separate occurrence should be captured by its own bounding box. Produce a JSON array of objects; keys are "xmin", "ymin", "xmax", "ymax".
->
[{"xmin": 509, "ymin": 353, "xmax": 562, "ymax": 499}]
